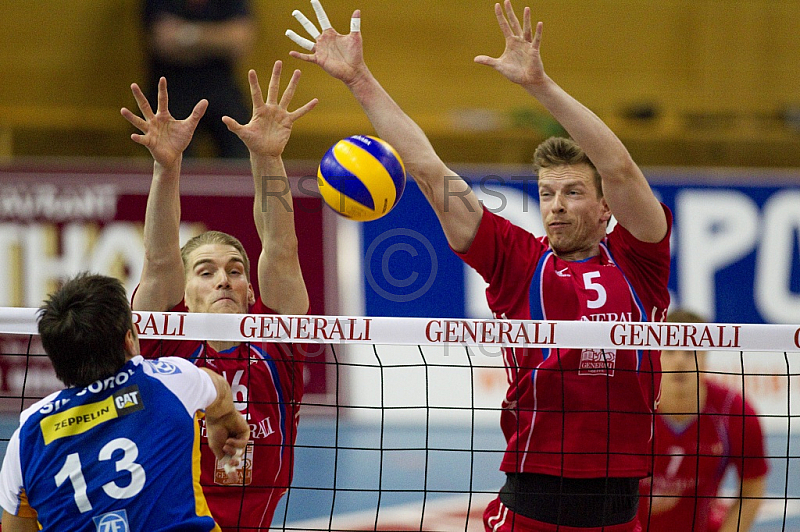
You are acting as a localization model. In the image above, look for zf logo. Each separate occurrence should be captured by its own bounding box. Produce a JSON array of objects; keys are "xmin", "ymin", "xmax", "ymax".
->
[
  {"xmin": 93, "ymin": 509, "xmax": 129, "ymax": 532},
  {"xmin": 149, "ymin": 360, "xmax": 181, "ymax": 375}
]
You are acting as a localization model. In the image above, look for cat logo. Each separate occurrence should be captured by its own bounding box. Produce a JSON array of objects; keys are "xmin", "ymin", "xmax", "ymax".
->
[{"xmin": 113, "ymin": 386, "xmax": 144, "ymax": 416}]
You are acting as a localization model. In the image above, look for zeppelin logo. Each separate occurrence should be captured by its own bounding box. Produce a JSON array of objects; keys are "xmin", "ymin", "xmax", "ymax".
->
[
  {"xmin": 240, "ymin": 316, "xmax": 372, "ymax": 342},
  {"xmin": 610, "ymin": 323, "xmax": 741, "ymax": 349},
  {"xmin": 425, "ymin": 320, "xmax": 556, "ymax": 345}
]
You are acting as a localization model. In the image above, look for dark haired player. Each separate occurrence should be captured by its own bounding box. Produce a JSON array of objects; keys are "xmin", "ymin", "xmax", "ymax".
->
[{"xmin": 0, "ymin": 273, "xmax": 248, "ymax": 531}]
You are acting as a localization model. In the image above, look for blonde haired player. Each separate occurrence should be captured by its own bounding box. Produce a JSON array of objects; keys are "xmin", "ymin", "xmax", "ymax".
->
[
  {"xmin": 287, "ymin": 1, "xmax": 671, "ymax": 530},
  {"xmin": 121, "ymin": 61, "xmax": 316, "ymax": 531}
]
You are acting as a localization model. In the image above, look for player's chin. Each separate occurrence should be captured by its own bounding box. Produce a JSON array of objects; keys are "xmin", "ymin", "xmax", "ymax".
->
[{"xmin": 209, "ymin": 300, "xmax": 247, "ymax": 314}]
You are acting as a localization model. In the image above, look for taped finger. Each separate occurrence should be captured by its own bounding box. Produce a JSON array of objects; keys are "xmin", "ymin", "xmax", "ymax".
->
[
  {"xmin": 292, "ymin": 9, "xmax": 321, "ymax": 39},
  {"xmin": 350, "ymin": 17, "xmax": 361, "ymax": 33},
  {"xmin": 285, "ymin": 29, "xmax": 315, "ymax": 51},
  {"xmin": 311, "ymin": 0, "xmax": 333, "ymax": 31}
]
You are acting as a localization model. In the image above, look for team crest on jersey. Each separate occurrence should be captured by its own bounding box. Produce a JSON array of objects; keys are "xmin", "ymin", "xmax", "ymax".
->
[
  {"xmin": 149, "ymin": 359, "xmax": 182, "ymax": 375},
  {"xmin": 93, "ymin": 509, "xmax": 129, "ymax": 532},
  {"xmin": 578, "ymin": 349, "xmax": 617, "ymax": 376}
]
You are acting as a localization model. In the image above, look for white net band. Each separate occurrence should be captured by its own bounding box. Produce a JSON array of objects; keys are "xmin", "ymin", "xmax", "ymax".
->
[{"xmin": 1, "ymin": 308, "xmax": 798, "ymax": 351}]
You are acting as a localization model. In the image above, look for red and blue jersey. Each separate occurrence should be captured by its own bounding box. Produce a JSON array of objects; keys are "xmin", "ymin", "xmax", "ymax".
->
[
  {"xmin": 457, "ymin": 206, "xmax": 672, "ymax": 478},
  {"xmin": 638, "ymin": 381, "xmax": 769, "ymax": 531},
  {"xmin": 139, "ymin": 298, "xmax": 305, "ymax": 531}
]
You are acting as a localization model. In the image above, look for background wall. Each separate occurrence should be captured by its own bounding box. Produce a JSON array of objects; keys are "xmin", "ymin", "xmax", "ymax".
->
[{"xmin": 2, "ymin": 0, "xmax": 800, "ymax": 165}]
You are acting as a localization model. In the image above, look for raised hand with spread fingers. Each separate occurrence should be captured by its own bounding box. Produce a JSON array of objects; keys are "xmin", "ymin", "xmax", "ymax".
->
[
  {"xmin": 223, "ymin": 61, "xmax": 317, "ymax": 159},
  {"xmin": 121, "ymin": 77, "xmax": 207, "ymax": 169},
  {"xmin": 474, "ymin": 0, "xmax": 545, "ymax": 89},
  {"xmin": 286, "ymin": 0, "xmax": 368, "ymax": 87}
]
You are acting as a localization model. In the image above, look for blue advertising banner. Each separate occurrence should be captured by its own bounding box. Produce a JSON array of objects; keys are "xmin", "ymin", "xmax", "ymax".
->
[{"xmin": 361, "ymin": 170, "xmax": 800, "ymax": 324}]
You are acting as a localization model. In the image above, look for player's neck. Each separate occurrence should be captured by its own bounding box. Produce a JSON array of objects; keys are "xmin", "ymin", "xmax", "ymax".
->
[
  {"xmin": 552, "ymin": 245, "xmax": 600, "ymax": 262},
  {"xmin": 662, "ymin": 381, "xmax": 708, "ymax": 421},
  {"xmin": 208, "ymin": 340, "xmax": 240, "ymax": 352}
]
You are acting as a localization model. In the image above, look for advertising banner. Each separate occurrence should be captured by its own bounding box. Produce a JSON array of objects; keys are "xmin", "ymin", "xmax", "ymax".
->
[{"xmin": 0, "ymin": 162, "xmax": 331, "ymax": 412}]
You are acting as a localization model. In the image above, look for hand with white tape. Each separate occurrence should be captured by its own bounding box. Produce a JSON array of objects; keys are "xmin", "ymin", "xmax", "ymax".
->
[
  {"xmin": 219, "ymin": 447, "xmax": 245, "ymax": 475},
  {"xmin": 285, "ymin": 0, "xmax": 367, "ymax": 86}
]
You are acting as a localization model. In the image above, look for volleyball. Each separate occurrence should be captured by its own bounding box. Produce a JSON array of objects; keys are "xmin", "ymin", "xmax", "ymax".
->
[{"xmin": 317, "ymin": 135, "xmax": 406, "ymax": 221}]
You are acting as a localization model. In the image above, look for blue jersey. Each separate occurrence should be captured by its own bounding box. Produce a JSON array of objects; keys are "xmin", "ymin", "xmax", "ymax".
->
[{"xmin": 0, "ymin": 356, "xmax": 221, "ymax": 532}]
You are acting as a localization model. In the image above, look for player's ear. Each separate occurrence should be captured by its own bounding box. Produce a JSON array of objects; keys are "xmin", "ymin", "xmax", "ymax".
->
[
  {"xmin": 124, "ymin": 329, "xmax": 140, "ymax": 358},
  {"xmin": 248, "ymin": 284, "xmax": 256, "ymax": 306},
  {"xmin": 599, "ymin": 198, "xmax": 612, "ymax": 223}
]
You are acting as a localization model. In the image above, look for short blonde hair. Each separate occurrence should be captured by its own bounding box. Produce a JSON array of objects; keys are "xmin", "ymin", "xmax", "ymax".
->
[
  {"xmin": 180, "ymin": 231, "xmax": 251, "ymax": 278},
  {"xmin": 666, "ymin": 309, "xmax": 706, "ymax": 324}
]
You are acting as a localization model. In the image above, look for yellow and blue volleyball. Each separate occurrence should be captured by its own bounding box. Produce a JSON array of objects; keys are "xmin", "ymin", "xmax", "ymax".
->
[{"xmin": 317, "ymin": 135, "xmax": 406, "ymax": 222}]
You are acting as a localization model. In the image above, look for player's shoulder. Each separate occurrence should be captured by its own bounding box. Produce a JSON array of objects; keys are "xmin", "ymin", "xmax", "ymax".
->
[
  {"xmin": 18, "ymin": 390, "xmax": 65, "ymax": 426},
  {"xmin": 140, "ymin": 356, "xmax": 200, "ymax": 377},
  {"xmin": 704, "ymin": 380, "xmax": 749, "ymax": 413}
]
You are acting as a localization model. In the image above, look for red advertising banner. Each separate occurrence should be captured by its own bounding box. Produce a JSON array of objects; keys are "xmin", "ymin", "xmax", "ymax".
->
[{"xmin": 0, "ymin": 159, "xmax": 333, "ymax": 413}]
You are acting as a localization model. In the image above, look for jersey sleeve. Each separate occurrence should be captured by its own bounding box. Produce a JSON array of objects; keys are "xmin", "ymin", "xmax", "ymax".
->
[
  {"xmin": 0, "ymin": 427, "xmax": 23, "ymax": 515},
  {"xmin": 455, "ymin": 208, "xmax": 543, "ymax": 316},
  {"xmin": 0, "ymin": 427, "xmax": 35, "ymax": 518},
  {"xmin": 142, "ymin": 357, "xmax": 218, "ymax": 417},
  {"xmin": 607, "ymin": 204, "xmax": 673, "ymax": 319}
]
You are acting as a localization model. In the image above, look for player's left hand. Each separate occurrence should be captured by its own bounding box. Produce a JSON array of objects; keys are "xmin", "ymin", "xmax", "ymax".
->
[
  {"xmin": 474, "ymin": 0, "xmax": 546, "ymax": 88},
  {"xmin": 223, "ymin": 61, "xmax": 317, "ymax": 158}
]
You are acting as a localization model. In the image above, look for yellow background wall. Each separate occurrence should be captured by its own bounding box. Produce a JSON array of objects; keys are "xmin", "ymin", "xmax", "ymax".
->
[{"xmin": 2, "ymin": 1, "xmax": 800, "ymax": 165}]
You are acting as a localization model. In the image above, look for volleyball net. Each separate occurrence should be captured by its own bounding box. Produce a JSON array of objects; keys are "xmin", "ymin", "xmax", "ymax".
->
[{"xmin": 1, "ymin": 309, "xmax": 798, "ymax": 531}]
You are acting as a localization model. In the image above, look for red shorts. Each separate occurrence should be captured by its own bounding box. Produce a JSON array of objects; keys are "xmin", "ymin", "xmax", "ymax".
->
[{"xmin": 484, "ymin": 497, "xmax": 643, "ymax": 532}]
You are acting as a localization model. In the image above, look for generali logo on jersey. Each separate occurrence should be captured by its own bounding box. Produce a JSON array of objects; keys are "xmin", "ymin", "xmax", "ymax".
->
[{"xmin": 578, "ymin": 349, "xmax": 616, "ymax": 376}]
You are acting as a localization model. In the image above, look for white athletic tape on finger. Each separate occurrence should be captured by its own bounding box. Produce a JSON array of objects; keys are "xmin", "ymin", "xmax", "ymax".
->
[
  {"xmin": 311, "ymin": 0, "xmax": 333, "ymax": 31},
  {"xmin": 285, "ymin": 29, "xmax": 315, "ymax": 51},
  {"xmin": 292, "ymin": 9, "xmax": 321, "ymax": 39},
  {"xmin": 220, "ymin": 448, "xmax": 244, "ymax": 474},
  {"xmin": 220, "ymin": 455, "xmax": 236, "ymax": 474},
  {"xmin": 350, "ymin": 17, "xmax": 361, "ymax": 33}
]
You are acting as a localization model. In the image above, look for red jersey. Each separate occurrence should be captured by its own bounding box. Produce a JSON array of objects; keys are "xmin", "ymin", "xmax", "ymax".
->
[
  {"xmin": 638, "ymin": 381, "xmax": 769, "ymax": 532},
  {"xmin": 457, "ymin": 207, "xmax": 672, "ymax": 478},
  {"xmin": 139, "ymin": 298, "xmax": 304, "ymax": 531}
]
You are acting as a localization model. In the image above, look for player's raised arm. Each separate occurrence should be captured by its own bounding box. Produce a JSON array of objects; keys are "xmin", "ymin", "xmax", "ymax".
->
[
  {"xmin": 475, "ymin": 0, "xmax": 667, "ymax": 243},
  {"xmin": 122, "ymin": 78, "xmax": 208, "ymax": 311},
  {"xmin": 223, "ymin": 62, "xmax": 316, "ymax": 314},
  {"xmin": 286, "ymin": 1, "xmax": 483, "ymax": 253}
]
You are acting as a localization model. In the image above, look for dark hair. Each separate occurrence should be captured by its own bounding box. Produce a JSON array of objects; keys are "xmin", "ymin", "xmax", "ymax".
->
[
  {"xmin": 180, "ymin": 230, "xmax": 250, "ymax": 278},
  {"xmin": 533, "ymin": 136, "xmax": 603, "ymax": 197},
  {"xmin": 37, "ymin": 273, "xmax": 134, "ymax": 387}
]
